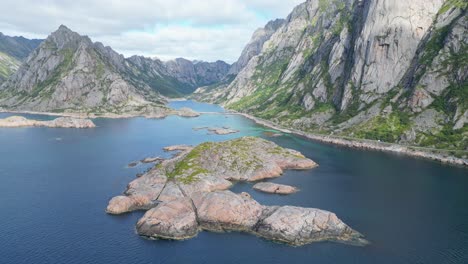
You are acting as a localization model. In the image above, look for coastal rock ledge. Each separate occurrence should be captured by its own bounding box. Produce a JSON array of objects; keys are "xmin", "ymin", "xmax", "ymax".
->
[
  {"xmin": 107, "ymin": 137, "xmax": 366, "ymax": 246},
  {"xmin": 0, "ymin": 116, "xmax": 95, "ymax": 128}
]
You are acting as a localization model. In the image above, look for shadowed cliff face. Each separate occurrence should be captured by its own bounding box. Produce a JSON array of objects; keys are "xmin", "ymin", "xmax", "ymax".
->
[{"xmin": 194, "ymin": 0, "xmax": 467, "ymax": 152}]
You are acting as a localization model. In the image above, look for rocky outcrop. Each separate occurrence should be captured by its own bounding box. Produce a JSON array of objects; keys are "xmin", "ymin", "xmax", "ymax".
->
[
  {"xmin": 135, "ymin": 190, "xmax": 366, "ymax": 246},
  {"xmin": 136, "ymin": 197, "xmax": 198, "ymax": 240},
  {"xmin": 255, "ymin": 205, "xmax": 363, "ymax": 246},
  {"xmin": 174, "ymin": 107, "xmax": 200, "ymax": 117},
  {"xmin": 107, "ymin": 137, "xmax": 364, "ymax": 246},
  {"xmin": 0, "ymin": 115, "xmax": 95, "ymax": 128},
  {"xmin": 253, "ymin": 182, "xmax": 298, "ymax": 194}
]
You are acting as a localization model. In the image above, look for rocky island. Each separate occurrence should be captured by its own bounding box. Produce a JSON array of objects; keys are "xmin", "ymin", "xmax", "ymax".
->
[
  {"xmin": 0, "ymin": 116, "xmax": 95, "ymax": 128},
  {"xmin": 107, "ymin": 137, "xmax": 366, "ymax": 246},
  {"xmin": 193, "ymin": 126, "xmax": 240, "ymax": 135},
  {"xmin": 253, "ymin": 182, "xmax": 298, "ymax": 194}
]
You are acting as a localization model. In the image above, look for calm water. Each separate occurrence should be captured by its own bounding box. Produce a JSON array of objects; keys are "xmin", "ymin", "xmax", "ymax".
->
[{"xmin": 0, "ymin": 101, "xmax": 467, "ymax": 264}]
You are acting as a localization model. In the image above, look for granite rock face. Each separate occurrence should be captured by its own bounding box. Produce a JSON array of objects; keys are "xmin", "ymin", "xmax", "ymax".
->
[
  {"xmin": 255, "ymin": 206, "xmax": 364, "ymax": 246},
  {"xmin": 192, "ymin": 191, "xmax": 264, "ymax": 232},
  {"xmin": 134, "ymin": 190, "xmax": 366, "ymax": 245},
  {"xmin": 136, "ymin": 197, "xmax": 198, "ymax": 240},
  {"xmin": 107, "ymin": 137, "xmax": 366, "ymax": 246},
  {"xmin": 0, "ymin": 115, "xmax": 95, "ymax": 128},
  {"xmin": 194, "ymin": 1, "xmax": 467, "ymax": 152}
]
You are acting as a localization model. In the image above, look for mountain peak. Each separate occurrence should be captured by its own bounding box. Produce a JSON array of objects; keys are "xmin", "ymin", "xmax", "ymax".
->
[
  {"xmin": 47, "ymin": 25, "xmax": 89, "ymax": 50},
  {"xmin": 54, "ymin": 24, "xmax": 75, "ymax": 35}
]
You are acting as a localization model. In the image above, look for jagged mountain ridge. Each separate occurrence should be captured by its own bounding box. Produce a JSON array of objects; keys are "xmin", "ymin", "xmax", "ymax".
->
[
  {"xmin": 194, "ymin": 0, "xmax": 467, "ymax": 153},
  {"xmin": 0, "ymin": 32, "xmax": 43, "ymax": 60},
  {"xmin": 127, "ymin": 56, "xmax": 230, "ymax": 97}
]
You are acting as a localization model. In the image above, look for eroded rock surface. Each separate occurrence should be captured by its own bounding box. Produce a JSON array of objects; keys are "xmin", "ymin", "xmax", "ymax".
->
[
  {"xmin": 107, "ymin": 137, "xmax": 365, "ymax": 246},
  {"xmin": 253, "ymin": 182, "xmax": 298, "ymax": 194},
  {"xmin": 136, "ymin": 197, "xmax": 198, "ymax": 240},
  {"xmin": 0, "ymin": 116, "xmax": 95, "ymax": 128},
  {"xmin": 255, "ymin": 206, "xmax": 365, "ymax": 246}
]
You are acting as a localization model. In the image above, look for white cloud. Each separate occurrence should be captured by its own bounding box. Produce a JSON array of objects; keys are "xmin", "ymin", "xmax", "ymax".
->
[{"xmin": 0, "ymin": 0, "xmax": 305, "ymax": 63}]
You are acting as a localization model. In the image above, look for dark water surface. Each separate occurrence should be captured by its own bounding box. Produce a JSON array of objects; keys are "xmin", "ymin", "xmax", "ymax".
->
[{"xmin": 0, "ymin": 101, "xmax": 467, "ymax": 264}]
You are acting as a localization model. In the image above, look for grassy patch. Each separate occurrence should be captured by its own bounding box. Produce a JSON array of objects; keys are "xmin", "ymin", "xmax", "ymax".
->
[{"xmin": 353, "ymin": 112, "xmax": 412, "ymax": 143}]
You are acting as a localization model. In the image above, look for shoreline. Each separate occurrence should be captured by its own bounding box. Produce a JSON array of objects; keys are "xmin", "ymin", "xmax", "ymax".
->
[
  {"xmin": 0, "ymin": 108, "xmax": 198, "ymax": 119},
  {"xmin": 1, "ymin": 107, "xmax": 466, "ymax": 167},
  {"xmin": 234, "ymin": 112, "xmax": 468, "ymax": 167}
]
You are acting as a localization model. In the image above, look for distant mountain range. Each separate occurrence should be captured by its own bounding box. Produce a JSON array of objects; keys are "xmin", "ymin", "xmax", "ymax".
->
[
  {"xmin": 0, "ymin": 25, "xmax": 230, "ymax": 113},
  {"xmin": 0, "ymin": 33, "xmax": 42, "ymax": 84}
]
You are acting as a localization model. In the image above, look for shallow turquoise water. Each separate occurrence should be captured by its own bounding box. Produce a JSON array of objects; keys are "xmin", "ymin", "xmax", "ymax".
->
[{"xmin": 0, "ymin": 101, "xmax": 467, "ymax": 264}]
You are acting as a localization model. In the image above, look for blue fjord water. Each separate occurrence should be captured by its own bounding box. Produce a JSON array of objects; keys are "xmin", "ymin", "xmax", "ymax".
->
[{"xmin": 0, "ymin": 101, "xmax": 467, "ymax": 264}]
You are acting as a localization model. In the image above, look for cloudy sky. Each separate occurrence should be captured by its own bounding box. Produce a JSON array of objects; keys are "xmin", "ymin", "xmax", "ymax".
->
[{"xmin": 0, "ymin": 0, "xmax": 304, "ymax": 63}]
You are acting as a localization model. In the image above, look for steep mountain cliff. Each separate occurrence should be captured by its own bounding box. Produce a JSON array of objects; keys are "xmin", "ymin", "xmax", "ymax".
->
[
  {"xmin": 0, "ymin": 25, "xmax": 230, "ymax": 113},
  {"xmin": 195, "ymin": 0, "xmax": 467, "ymax": 153}
]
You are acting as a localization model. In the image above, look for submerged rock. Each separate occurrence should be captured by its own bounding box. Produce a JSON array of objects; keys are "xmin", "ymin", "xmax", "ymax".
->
[
  {"xmin": 253, "ymin": 182, "xmax": 298, "ymax": 194},
  {"xmin": 127, "ymin": 161, "xmax": 139, "ymax": 168},
  {"xmin": 0, "ymin": 116, "xmax": 95, "ymax": 128},
  {"xmin": 140, "ymin": 157, "xmax": 164, "ymax": 164},
  {"xmin": 263, "ymin": 131, "xmax": 282, "ymax": 137},
  {"xmin": 163, "ymin": 145, "xmax": 193, "ymax": 152},
  {"xmin": 107, "ymin": 137, "xmax": 365, "ymax": 246}
]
